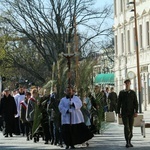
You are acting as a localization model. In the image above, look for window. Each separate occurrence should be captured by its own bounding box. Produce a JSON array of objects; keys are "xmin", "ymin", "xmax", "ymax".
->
[
  {"xmin": 120, "ymin": 0, "xmax": 123, "ymax": 12},
  {"xmin": 115, "ymin": 35, "xmax": 118, "ymax": 55},
  {"xmin": 139, "ymin": 24, "xmax": 143, "ymax": 48},
  {"xmin": 121, "ymin": 33, "xmax": 124, "ymax": 53},
  {"xmin": 133, "ymin": 27, "xmax": 136, "ymax": 52},
  {"xmin": 127, "ymin": 30, "xmax": 130, "ymax": 53},
  {"xmin": 114, "ymin": 0, "xmax": 117, "ymax": 16},
  {"xmin": 146, "ymin": 22, "xmax": 150, "ymax": 46}
]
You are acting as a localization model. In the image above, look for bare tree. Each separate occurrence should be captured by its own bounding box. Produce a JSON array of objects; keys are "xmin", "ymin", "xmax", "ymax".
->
[{"xmin": 1, "ymin": 0, "xmax": 113, "ymax": 84}]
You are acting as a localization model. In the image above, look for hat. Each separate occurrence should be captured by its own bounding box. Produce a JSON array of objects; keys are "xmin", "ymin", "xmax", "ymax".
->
[
  {"xmin": 4, "ymin": 88, "xmax": 10, "ymax": 91},
  {"xmin": 94, "ymin": 85, "xmax": 100, "ymax": 88},
  {"xmin": 110, "ymin": 87, "xmax": 114, "ymax": 90},
  {"xmin": 66, "ymin": 84, "xmax": 74, "ymax": 89},
  {"xmin": 124, "ymin": 78, "xmax": 131, "ymax": 83}
]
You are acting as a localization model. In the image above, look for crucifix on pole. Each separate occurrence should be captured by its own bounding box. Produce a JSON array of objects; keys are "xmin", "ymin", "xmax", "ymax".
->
[
  {"xmin": 63, "ymin": 43, "xmax": 75, "ymax": 125},
  {"xmin": 67, "ymin": 43, "xmax": 71, "ymax": 54},
  {"xmin": 64, "ymin": 43, "xmax": 75, "ymax": 87}
]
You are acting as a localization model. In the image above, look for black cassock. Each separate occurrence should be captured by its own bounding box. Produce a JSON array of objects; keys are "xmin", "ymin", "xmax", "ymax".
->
[
  {"xmin": 59, "ymin": 96, "xmax": 94, "ymax": 146},
  {"xmin": 62, "ymin": 123, "xmax": 94, "ymax": 146},
  {"xmin": 0, "ymin": 95, "xmax": 17, "ymax": 135}
]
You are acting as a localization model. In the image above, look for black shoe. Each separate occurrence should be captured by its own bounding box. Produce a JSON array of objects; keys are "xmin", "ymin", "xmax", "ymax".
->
[
  {"xmin": 30, "ymin": 134, "xmax": 32, "ymax": 140},
  {"xmin": 129, "ymin": 143, "xmax": 133, "ymax": 147},
  {"xmin": 27, "ymin": 137, "xmax": 30, "ymax": 141},
  {"xmin": 9, "ymin": 134, "xmax": 13, "ymax": 137},
  {"xmin": 51, "ymin": 140, "xmax": 54, "ymax": 145},
  {"xmin": 86, "ymin": 142, "xmax": 89, "ymax": 147},
  {"xmin": 5, "ymin": 134, "xmax": 8, "ymax": 137},
  {"xmin": 65, "ymin": 145, "xmax": 69, "ymax": 149},
  {"xmin": 45, "ymin": 141, "xmax": 48, "ymax": 144},
  {"xmin": 36, "ymin": 136, "xmax": 39, "ymax": 142},
  {"xmin": 126, "ymin": 144, "xmax": 130, "ymax": 148},
  {"xmin": 70, "ymin": 145, "xmax": 75, "ymax": 149},
  {"xmin": 54, "ymin": 142, "xmax": 57, "ymax": 145},
  {"xmin": 60, "ymin": 144, "xmax": 63, "ymax": 148},
  {"xmin": 34, "ymin": 137, "xmax": 37, "ymax": 143}
]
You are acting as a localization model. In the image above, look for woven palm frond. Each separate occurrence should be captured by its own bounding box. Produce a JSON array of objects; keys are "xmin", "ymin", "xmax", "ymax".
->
[{"xmin": 42, "ymin": 80, "xmax": 55, "ymax": 89}]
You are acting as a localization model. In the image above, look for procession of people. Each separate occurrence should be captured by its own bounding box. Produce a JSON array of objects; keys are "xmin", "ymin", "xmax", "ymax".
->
[{"xmin": 0, "ymin": 79, "xmax": 138, "ymax": 149}]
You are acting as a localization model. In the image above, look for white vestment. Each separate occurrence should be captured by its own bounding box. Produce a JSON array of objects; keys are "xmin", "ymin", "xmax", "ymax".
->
[
  {"xmin": 58, "ymin": 95, "xmax": 84, "ymax": 125},
  {"xmin": 14, "ymin": 93, "xmax": 25, "ymax": 117}
]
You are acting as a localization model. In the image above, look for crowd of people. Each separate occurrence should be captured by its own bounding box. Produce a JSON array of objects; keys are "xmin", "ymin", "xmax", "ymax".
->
[{"xmin": 0, "ymin": 80, "xmax": 138, "ymax": 149}]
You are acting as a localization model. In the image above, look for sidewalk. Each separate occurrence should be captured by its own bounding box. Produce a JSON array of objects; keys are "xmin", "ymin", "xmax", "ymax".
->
[{"xmin": 0, "ymin": 111, "xmax": 150, "ymax": 150}]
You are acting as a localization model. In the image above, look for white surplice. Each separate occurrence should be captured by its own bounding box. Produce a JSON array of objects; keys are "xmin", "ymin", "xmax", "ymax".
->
[{"xmin": 58, "ymin": 95, "xmax": 84, "ymax": 125}]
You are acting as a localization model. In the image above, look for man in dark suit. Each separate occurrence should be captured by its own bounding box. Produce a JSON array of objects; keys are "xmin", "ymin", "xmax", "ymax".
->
[
  {"xmin": 108, "ymin": 87, "xmax": 117, "ymax": 112},
  {"xmin": 117, "ymin": 79, "xmax": 138, "ymax": 148}
]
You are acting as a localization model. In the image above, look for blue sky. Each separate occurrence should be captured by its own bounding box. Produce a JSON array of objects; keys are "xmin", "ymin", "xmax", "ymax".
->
[
  {"xmin": 77, "ymin": 0, "xmax": 114, "ymax": 32},
  {"xmin": 95, "ymin": 0, "xmax": 113, "ymax": 6},
  {"xmin": 95, "ymin": 0, "xmax": 114, "ymax": 19}
]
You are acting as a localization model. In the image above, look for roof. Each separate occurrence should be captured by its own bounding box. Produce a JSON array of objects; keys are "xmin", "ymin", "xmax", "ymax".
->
[{"xmin": 94, "ymin": 73, "xmax": 114, "ymax": 85}]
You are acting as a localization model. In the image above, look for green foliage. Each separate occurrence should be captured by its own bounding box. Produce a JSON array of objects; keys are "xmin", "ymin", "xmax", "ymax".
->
[{"xmin": 77, "ymin": 58, "xmax": 97, "ymax": 97}]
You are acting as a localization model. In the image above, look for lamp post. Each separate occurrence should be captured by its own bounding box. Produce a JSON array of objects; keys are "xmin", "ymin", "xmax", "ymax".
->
[{"xmin": 129, "ymin": 0, "xmax": 142, "ymax": 113}]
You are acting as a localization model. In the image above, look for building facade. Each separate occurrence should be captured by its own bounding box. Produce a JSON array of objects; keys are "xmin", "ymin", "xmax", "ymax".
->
[{"xmin": 114, "ymin": 0, "xmax": 150, "ymax": 110}]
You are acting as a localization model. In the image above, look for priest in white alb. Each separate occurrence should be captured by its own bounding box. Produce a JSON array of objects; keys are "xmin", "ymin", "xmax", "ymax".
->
[{"xmin": 58, "ymin": 85, "xmax": 93, "ymax": 149}]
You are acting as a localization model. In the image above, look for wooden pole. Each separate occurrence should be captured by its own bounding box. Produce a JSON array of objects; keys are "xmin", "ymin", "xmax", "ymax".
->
[
  {"xmin": 63, "ymin": 44, "xmax": 75, "ymax": 125},
  {"xmin": 51, "ymin": 62, "xmax": 55, "ymax": 94},
  {"xmin": 74, "ymin": 15, "xmax": 79, "ymax": 93}
]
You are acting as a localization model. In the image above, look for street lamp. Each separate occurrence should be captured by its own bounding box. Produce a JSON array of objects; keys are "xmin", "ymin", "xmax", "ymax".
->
[{"xmin": 129, "ymin": 0, "xmax": 142, "ymax": 113}]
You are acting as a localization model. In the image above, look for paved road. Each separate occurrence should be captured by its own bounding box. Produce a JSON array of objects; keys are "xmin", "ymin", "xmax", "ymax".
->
[{"xmin": 0, "ymin": 112, "xmax": 150, "ymax": 150}]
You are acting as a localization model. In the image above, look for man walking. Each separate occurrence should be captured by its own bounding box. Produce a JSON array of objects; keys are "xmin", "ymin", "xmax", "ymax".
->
[
  {"xmin": 58, "ymin": 85, "xmax": 93, "ymax": 149},
  {"xmin": 117, "ymin": 79, "xmax": 138, "ymax": 148},
  {"xmin": 20, "ymin": 92, "xmax": 31, "ymax": 140},
  {"xmin": 14, "ymin": 86, "xmax": 25, "ymax": 135},
  {"xmin": 108, "ymin": 87, "xmax": 117, "ymax": 112}
]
